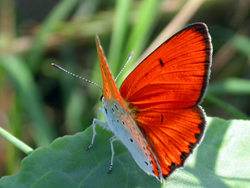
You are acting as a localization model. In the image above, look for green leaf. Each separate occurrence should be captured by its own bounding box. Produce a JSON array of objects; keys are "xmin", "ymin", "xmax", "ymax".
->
[
  {"xmin": 0, "ymin": 117, "xmax": 249, "ymax": 187},
  {"xmin": 0, "ymin": 126, "xmax": 159, "ymax": 187}
]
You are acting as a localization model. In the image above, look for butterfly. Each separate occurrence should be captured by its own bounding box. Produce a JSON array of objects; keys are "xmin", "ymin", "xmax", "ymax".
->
[{"xmin": 54, "ymin": 22, "xmax": 212, "ymax": 182}]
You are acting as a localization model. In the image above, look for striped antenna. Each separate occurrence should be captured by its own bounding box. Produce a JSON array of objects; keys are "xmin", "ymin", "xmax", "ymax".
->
[
  {"xmin": 51, "ymin": 63, "xmax": 103, "ymax": 91},
  {"xmin": 115, "ymin": 51, "xmax": 134, "ymax": 82}
]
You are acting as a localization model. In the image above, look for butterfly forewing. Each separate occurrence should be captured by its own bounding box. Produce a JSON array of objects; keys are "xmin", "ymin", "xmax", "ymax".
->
[
  {"xmin": 96, "ymin": 36, "xmax": 124, "ymax": 108},
  {"xmin": 120, "ymin": 23, "xmax": 211, "ymax": 110}
]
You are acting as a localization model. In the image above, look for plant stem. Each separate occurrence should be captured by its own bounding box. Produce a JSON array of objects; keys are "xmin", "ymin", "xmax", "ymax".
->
[
  {"xmin": 205, "ymin": 93, "xmax": 250, "ymax": 120},
  {"xmin": 0, "ymin": 127, "xmax": 33, "ymax": 155}
]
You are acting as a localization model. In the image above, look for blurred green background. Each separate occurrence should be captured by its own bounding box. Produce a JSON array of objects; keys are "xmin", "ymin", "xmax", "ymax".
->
[{"xmin": 0, "ymin": 0, "xmax": 250, "ymax": 178}]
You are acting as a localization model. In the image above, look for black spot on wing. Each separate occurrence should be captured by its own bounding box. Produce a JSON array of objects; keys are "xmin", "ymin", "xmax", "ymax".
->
[{"xmin": 159, "ymin": 59, "xmax": 164, "ymax": 67}]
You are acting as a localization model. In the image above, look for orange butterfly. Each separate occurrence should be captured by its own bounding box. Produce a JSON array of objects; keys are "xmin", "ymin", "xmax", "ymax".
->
[{"xmin": 53, "ymin": 22, "xmax": 212, "ymax": 182}]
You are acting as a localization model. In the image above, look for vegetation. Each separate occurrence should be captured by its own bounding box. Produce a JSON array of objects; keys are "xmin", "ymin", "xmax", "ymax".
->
[{"xmin": 0, "ymin": 0, "xmax": 249, "ymax": 187}]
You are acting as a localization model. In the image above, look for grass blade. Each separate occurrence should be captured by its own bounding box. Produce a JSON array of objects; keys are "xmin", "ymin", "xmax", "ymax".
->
[
  {"xmin": 28, "ymin": 0, "xmax": 81, "ymax": 69},
  {"xmin": 0, "ymin": 55, "xmax": 56, "ymax": 145}
]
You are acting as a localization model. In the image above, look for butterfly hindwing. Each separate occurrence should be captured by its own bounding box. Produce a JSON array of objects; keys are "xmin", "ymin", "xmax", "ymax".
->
[{"xmin": 134, "ymin": 106, "xmax": 205, "ymax": 178}]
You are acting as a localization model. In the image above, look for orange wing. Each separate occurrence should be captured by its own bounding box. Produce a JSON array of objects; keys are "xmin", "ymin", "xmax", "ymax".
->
[
  {"xmin": 119, "ymin": 23, "xmax": 212, "ymax": 178},
  {"xmin": 134, "ymin": 107, "xmax": 205, "ymax": 178},
  {"xmin": 96, "ymin": 35, "xmax": 126, "ymax": 110},
  {"xmin": 120, "ymin": 23, "xmax": 212, "ymax": 110}
]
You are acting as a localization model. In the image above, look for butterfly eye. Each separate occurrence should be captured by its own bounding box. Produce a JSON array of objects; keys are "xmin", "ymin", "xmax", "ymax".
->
[{"xmin": 100, "ymin": 95, "xmax": 103, "ymax": 101}]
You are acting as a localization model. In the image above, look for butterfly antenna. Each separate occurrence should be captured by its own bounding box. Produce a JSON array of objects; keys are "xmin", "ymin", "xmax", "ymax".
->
[
  {"xmin": 51, "ymin": 63, "xmax": 103, "ymax": 91},
  {"xmin": 115, "ymin": 51, "xmax": 134, "ymax": 82}
]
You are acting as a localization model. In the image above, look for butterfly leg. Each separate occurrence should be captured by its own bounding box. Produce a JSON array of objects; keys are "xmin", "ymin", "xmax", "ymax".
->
[
  {"xmin": 86, "ymin": 108, "xmax": 108, "ymax": 150},
  {"xmin": 108, "ymin": 135, "xmax": 118, "ymax": 173}
]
